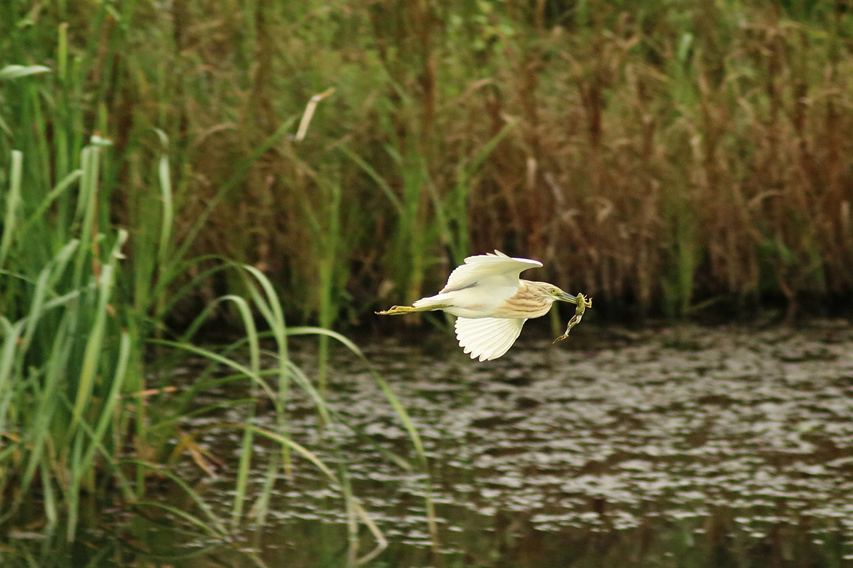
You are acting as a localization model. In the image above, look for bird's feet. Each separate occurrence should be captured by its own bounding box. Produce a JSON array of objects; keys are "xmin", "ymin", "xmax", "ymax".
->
[{"xmin": 376, "ymin": 305, "xmax": 418, "ymax": 315}]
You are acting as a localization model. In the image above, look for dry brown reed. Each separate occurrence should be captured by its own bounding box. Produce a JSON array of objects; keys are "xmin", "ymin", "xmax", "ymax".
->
[{"xmin": 16, "ymin": 0, "xmax": 853, "ymax": 322}]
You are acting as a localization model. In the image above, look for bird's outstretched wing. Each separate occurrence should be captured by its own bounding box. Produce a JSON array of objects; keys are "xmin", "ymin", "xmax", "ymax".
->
[
  {"xmin": 455, "ymin": 316, "xmax": 526, "ymax": 361},
  {"xmin": 440, "ymin": 250, "xmax": 542, "ymax": 293}
]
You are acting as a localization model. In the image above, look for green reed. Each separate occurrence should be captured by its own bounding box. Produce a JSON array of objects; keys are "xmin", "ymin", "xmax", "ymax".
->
[
  {"xmin": 7, "ymin": 1, "xmax": 853, "ymax": 322},
  {"xmin": 153, "ymin": 265, "xmax": 433, "ymax": 561},
  {"xmin": 2, "ymin": 8, "xmax": 436, "ymax": 559},
  {"xmin": 0, "ymin": 133, "xmax": 132, "ymax": 537},
  {"xmin": 0, "ymin": 134, "xmax": 422, "ymax": 563}
]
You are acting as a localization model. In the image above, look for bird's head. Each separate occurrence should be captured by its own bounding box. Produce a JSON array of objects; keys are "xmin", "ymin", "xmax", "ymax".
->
[{"xmin": 531, "ymin": 282, "xmax": 579, "ymax": 305}]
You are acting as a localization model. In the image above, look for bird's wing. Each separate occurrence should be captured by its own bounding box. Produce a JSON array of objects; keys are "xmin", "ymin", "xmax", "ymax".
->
[
  {"xmin": 455, "ymin": 317, "xmax": 526, "ymax": 361},
  {"xmin": 440, "ymin": 250, "xmax": 542, "ymax": 293}
]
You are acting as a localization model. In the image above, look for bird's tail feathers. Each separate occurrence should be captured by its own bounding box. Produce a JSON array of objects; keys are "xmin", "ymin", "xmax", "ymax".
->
[{"xmin": 412, "ymin": 294, "xmax": 447, "ymax": 310}]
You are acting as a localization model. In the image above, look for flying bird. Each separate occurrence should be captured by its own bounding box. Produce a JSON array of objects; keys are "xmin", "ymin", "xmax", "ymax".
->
[{"xmin": 377, "ymin": 250, "xmax": 591, "ymax": 361}]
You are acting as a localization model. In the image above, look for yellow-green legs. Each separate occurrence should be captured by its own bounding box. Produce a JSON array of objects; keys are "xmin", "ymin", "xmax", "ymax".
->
[
  {"xmin": 376, "ymin": 304, "xmax": 450, "ymax": 315},
  {"xmin": 376, "ymin": 305, "xmax": 418, "ymax": 315},
  {"xmin": 553, "ymin": 293, "xmax": 592, "ymax": 343}
]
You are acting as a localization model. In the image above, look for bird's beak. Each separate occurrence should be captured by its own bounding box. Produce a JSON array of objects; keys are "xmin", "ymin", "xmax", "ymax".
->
[{"xmin": 555, "ymin": 291, "xmax": 579, "ymax": 304}]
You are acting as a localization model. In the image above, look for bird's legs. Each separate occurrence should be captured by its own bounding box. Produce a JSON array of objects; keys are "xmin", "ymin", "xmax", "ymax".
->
[{"xmin": 376, "ymin": 304, "xmax": 450, "ymax": 315}]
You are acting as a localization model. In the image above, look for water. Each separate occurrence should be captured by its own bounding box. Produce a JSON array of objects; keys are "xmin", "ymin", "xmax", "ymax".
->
[
  {"xmin": 190, "ymin": 323, "xmax": 853, "ymax": 566},
  {"xmin": 7, "ymin": 323, "xmax": 853, "ymax": 567}
]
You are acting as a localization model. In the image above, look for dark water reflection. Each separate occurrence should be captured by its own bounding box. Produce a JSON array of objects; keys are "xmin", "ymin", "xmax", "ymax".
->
[
  {"xmin": 9, "ymin": 324, "xmax": 853, "ymax": 567},
  {"xmin": 192, "ymin": 324, "xmax": 853, "ymax": 567}
]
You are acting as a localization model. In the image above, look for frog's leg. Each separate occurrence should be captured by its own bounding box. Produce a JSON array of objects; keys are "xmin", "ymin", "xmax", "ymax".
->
[{"xmin": 553, "ymin": 293, "xmax": 592, "ymax": 342}]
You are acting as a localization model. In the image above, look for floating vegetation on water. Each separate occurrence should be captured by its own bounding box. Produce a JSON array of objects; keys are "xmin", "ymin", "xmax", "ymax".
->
[
  {"xmin": 232, "ymin": 325, "xmax": 851, "ymax": 565},
  {"xmin": 4, "ymin": 325, "xmax": 852, "ymax": 566}
]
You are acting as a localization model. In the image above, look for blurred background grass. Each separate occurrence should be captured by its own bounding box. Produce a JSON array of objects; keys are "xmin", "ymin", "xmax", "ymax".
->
[{"xmin": 6, "ymin": 0, "xmax": 853, "ymax": 329}]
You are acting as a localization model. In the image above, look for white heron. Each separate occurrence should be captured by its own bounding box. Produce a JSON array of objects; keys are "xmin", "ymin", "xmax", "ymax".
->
[{"xmin": 377, "ymin": 251, "xmax": 591, "ymax": 361}]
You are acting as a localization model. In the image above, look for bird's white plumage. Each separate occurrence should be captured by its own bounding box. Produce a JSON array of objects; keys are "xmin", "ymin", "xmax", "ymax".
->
[
  {"xmin": 455, "ymin": 316, "xmax": 527, "ymax": 361},
  {"xmin": 413, "ymin": 250, "xmax": 544, "ymax": 318},
  {"xmin": 382, "ymin": 249, "xmax": 576, "ymax": 361},
  {"xmin": 440, "ymin": 250, "xmax": 542, "ymax": 293}
]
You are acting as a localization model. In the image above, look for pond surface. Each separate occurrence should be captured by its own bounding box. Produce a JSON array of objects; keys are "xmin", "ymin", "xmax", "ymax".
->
[
  {"xmin": 8, "ymin": 323, "xmax": 853, "ymax": 567},
  {"xmin": 182, "ymin": 323, "xmax": 853, "ymax": 567}
]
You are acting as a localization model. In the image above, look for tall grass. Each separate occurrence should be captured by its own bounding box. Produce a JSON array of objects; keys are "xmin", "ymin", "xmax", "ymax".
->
[
  {"xmin": 19, "ymin": 0, "xmax": 838, "ymax": 322},
  {"xmin": 0, "ymin": 131, "xmax": 423, "ymax": 567},
  {"xmin": 0, "ymin": 133, "xmax": 134, "ymax": 535},
  {"xmin": 0, "ymin": 23, "xmax": 433, "ymax": 563}
]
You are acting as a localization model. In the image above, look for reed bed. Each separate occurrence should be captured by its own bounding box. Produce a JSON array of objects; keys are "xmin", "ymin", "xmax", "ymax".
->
[
  {"xmin": 6, "ymin": 2, "xmax": 851, "ymax": 323},
  {"xmin": 0, "ymin": 12, "xmax": 430, "ymax": 561},
  {"xmin": 0, "ymin": 116, "xmax": 422, "ymax": 567}
]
